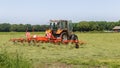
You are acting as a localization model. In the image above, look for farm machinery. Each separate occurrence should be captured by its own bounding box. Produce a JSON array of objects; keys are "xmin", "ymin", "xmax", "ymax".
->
[{"xmin": 10, "ymin": 20, "xmax": 85, "ymax": 48}]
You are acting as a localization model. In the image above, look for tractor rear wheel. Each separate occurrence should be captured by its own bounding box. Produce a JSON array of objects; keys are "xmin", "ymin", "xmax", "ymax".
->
[{"xmin": 70, "ymin": 34, "xmax": 78, "ymax": 40}]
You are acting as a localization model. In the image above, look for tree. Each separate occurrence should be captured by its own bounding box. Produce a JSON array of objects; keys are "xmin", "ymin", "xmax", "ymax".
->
[
  {"xmin": 25, "ymin": 24, "xmax": 32, "ymax": 32},
  {"xmin": 0, "ymin": 23, "xmax": 11, "ymax": 32},
  {"xmin": 33, "ymin": 25, "xmax": 41, "ymax": 32}
]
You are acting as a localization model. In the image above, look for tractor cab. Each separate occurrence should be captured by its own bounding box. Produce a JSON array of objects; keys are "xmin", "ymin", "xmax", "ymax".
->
[
  {"xmin": 46, "ymin": 20, "xmax": 73, "ymax": 41},
  {"xmin": 50, "ymin": 20, "xmax": 71, "ymax": 30}
]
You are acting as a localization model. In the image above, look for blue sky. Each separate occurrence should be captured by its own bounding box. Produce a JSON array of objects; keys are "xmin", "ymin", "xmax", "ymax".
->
[{"xmin": 0, "ymin": 0, "xmax": 120, "ymax": 24}]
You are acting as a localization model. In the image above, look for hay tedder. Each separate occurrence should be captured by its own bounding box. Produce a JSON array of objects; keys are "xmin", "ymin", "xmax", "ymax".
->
[{"xmin": 10, "ymin": 20, "xmax": 85, "ymax": 48}]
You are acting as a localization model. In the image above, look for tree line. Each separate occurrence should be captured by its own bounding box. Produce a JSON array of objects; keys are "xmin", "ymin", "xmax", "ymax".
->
[
  {"xmin": 0, "ymin": 21, "xmax": 120, "ymax": 32},
  {"xmin": 73, "ymin": 21, "xmax": 120, "ymax": 32},
  {"xmin": 0, "ymin": 23, "xmax": 49, "ymax": 32}
]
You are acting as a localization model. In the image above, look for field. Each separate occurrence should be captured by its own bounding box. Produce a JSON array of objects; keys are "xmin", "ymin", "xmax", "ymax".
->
[{"xmin": 0, "ymin": 32, "xmax": 120, "ymax": 68}]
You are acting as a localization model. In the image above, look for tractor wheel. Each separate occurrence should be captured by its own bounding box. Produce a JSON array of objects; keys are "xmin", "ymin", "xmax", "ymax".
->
[
  {"xmin": 70, "ymin": 34, "xmax": 78, "ymax": 40},
  {"xmin": 61, "ymin": 32, "xmax": 68, "ymax": 41}
]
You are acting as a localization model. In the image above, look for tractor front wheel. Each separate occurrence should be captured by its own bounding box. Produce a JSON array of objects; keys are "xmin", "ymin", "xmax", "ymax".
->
[{"xmin": 61, "ymin": 32, "xmax": 68, "ymax": 41}]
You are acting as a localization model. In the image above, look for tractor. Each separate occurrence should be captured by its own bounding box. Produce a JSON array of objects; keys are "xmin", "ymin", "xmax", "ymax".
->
[{"xmin": 45, "ymin": 20, "xmax": 78, "ymax": 41}]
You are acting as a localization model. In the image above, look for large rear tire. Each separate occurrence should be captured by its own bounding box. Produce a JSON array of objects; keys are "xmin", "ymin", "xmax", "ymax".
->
[{"xmin": 70, "ymin": 34, "xmax": 78, "ymax": 40}]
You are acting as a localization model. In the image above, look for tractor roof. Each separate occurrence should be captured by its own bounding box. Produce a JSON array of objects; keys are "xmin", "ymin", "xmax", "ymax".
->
[{"xmin": 50, "ymin": 20, "xmax": 68, "ymax": 23}]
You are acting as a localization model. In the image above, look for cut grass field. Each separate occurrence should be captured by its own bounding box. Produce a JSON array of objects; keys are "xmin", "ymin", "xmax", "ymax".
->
[{"xmin": 0, "ymin": 32, "xmax": 120, "ymax": 68}]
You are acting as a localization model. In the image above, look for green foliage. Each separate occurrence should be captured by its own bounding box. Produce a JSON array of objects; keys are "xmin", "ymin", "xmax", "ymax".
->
[
  {"xmin": 73, "ymin": 21, "xmax": 120, "ymax": 32},
  {"xmin": 0, "ymin": 23, "xmax": 11, "ymax": 32},
  {"xmin": 0, "ymin": 23, "xmax": 49, "ymax": 32},
  {"xmin": 1, "ymin": 20, "xmax": 120, "ymax": 32}
]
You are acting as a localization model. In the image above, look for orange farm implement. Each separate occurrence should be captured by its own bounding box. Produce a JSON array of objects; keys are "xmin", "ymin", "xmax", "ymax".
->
[{"xmin": 10, "ymin": 34, "xmax": 85, "ymax": 48}]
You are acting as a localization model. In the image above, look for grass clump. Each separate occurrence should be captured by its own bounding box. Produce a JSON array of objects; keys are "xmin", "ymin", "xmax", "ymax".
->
[{"xmin": 0, "ymin": 49, "xmax": 31, "ymax": 68}]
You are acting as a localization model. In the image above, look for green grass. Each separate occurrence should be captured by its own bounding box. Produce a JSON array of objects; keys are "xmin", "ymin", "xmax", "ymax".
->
[
  {"xmin": 0, "ymin": 48, "xmax": 31, "ymax": 68},
  {"xmin": 0, "ymin": 32, "xmax": 120, "ymax": 68}
]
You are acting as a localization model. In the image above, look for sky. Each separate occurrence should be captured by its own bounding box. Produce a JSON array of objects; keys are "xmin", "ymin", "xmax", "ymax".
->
[{"xmin": 0, "ymin": 0, "xmax": 120, "ymax": 25}]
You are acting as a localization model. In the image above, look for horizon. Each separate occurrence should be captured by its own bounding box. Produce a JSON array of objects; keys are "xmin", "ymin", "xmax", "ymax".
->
[{"xmin": 0, "ymin": 0, "xmax": 120, "ymax": 25}]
